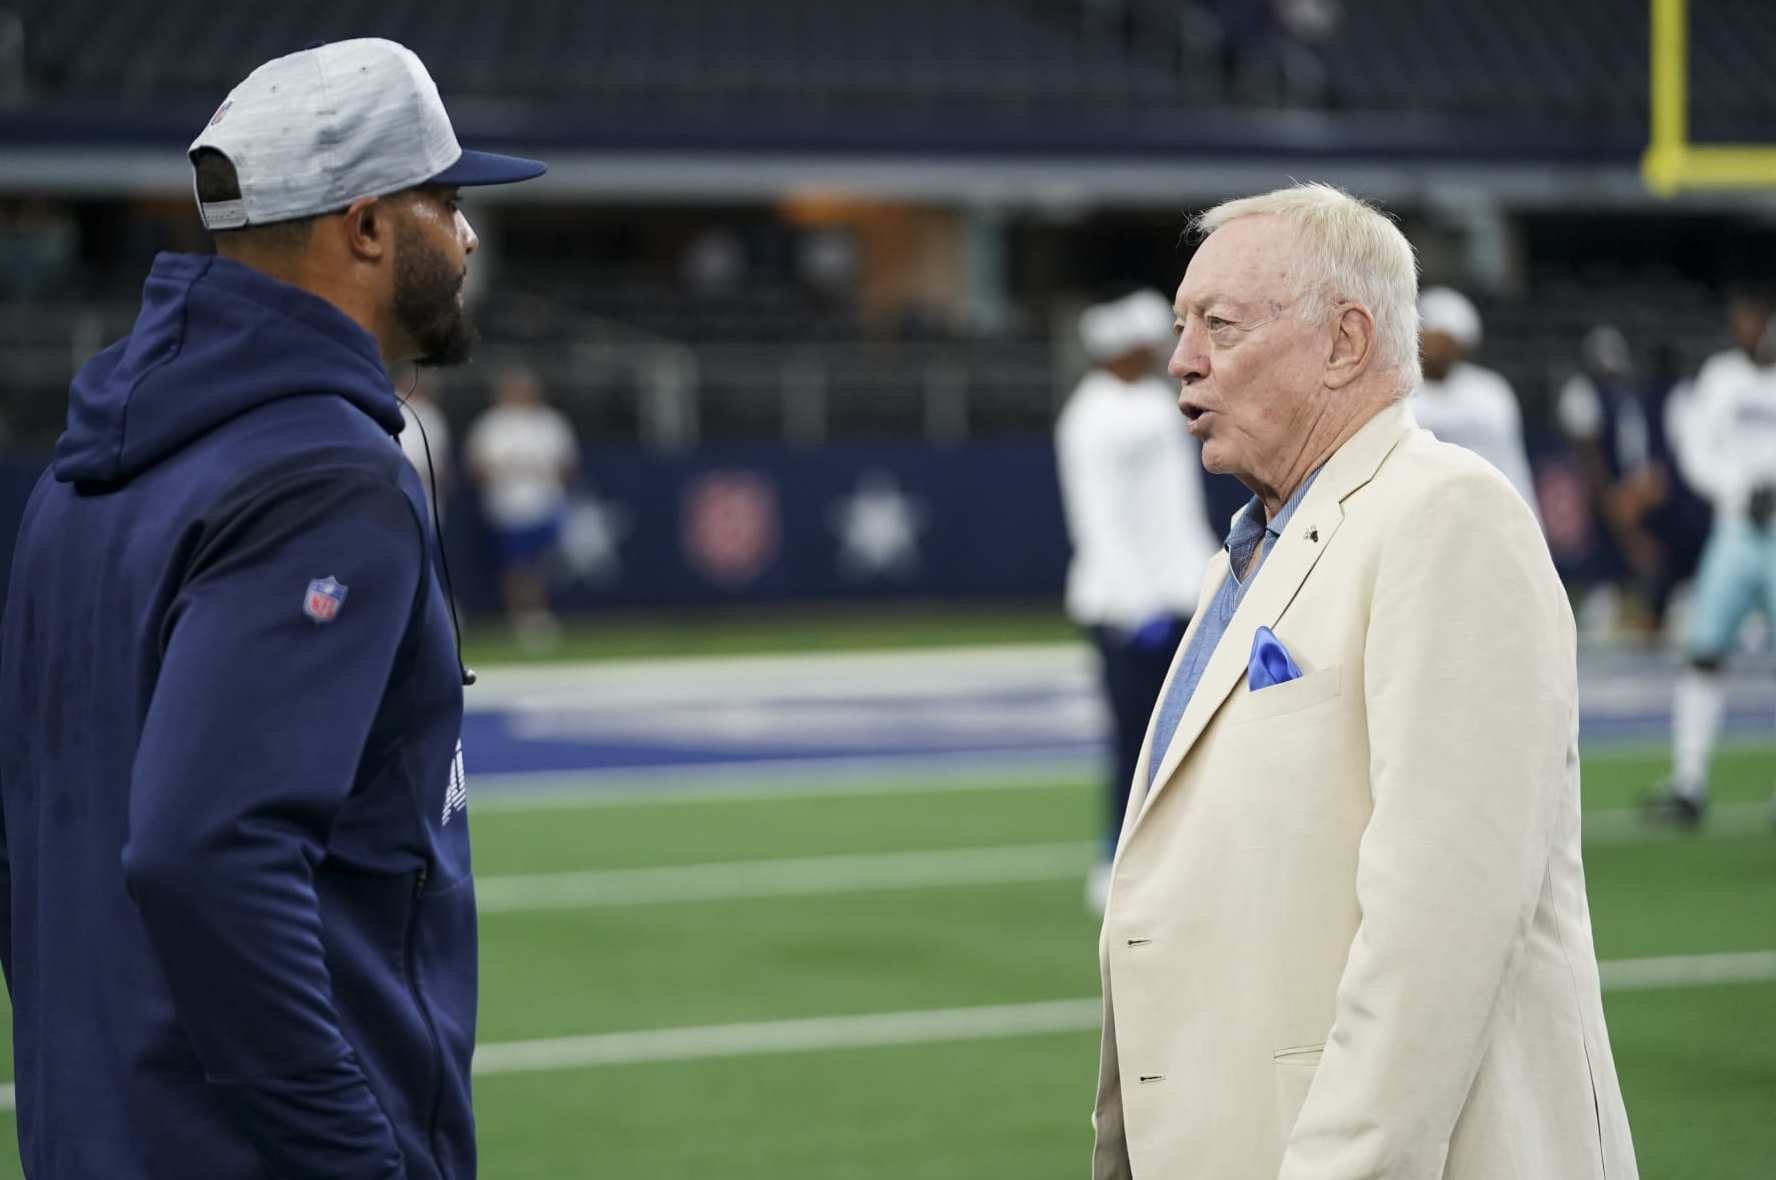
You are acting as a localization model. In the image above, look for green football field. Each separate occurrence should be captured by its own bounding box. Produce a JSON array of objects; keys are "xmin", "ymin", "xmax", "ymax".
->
[
  {"xmin": 0, "ymin": 744, "xmax": 1771, "ymax": 1177},
  {"xmin": 456, "ymin": 603, "xmax": 1079, "ymax": 665}
]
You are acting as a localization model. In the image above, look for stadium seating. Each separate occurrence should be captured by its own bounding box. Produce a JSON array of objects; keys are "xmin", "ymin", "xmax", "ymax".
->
[
  {"xmin": 4, "ymin": 0, "xmax": 1192, "ymax": 112},
  {"xmin": 0, "ymin": 254, "xmax": 1747, "ymax": 452},
  {"xmin": 5, "ymin": 0, "xmax": 1773, "ymax": 136},
  {"xmin": 4, "ymin": 1, "xmax": 1775, "ymax": 449},
  {"xmin": 468, "ymin": 270, "xmax": 1059, "ymax": 444}
]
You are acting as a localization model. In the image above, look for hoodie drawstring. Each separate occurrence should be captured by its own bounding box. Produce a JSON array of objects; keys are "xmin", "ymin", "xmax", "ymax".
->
[{"xmin": 399, "ymin": 386, "xmax": 476, "ymax": 688}]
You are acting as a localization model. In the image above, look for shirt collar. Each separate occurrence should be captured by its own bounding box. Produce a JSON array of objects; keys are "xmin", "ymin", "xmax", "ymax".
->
[{"xmin": 1225, "ymin": 468, "xmax": 1321, "ymax": 582}]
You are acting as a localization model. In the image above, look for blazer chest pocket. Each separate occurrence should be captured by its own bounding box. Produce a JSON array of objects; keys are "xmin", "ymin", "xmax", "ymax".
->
[{"xmin": 1232, "ymin": 664, "xmax": 1342, "ymax": 724}]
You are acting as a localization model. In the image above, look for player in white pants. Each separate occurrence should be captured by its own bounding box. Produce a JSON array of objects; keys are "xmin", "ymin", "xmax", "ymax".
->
[{"xmin": 1648, "ymin": 300, "xmax": 1776, "ymax": 827}]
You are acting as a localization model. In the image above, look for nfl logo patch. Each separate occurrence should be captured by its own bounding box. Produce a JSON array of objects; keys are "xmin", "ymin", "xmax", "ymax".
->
[{"xmin": 304, "ymin": 576, "xmax": 348, "ymax": 624}]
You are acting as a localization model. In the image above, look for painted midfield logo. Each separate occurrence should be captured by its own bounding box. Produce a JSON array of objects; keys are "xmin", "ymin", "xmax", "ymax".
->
[{"xmin": 303, "ymin": 576, "xmax": 348, "ymax": 624}]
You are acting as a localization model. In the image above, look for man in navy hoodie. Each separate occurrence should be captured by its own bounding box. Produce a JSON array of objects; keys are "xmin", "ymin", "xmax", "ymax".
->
[{"xmin": 0, "ymin": 40, "xmax": 543, "ymax": 1179}]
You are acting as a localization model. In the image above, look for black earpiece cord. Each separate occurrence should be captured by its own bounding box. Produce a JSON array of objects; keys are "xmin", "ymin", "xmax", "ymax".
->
[{"xmin": 398, "ymin": 373, "xmax": 477, "ymax": 688}]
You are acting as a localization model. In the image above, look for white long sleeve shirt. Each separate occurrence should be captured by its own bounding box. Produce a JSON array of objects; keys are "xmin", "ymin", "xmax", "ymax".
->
[
  {"xmin": 1675, "ymin": 348, "xmax": 1776, "ymax": 524},
  {"xmin": 465, "ymin": 404, "xmax": 577, "ymax": 529},
  {"xmin": 398, "ymin": 398, "xmax": 451, "ymax": 508},
  {"xmin": 1055, "ymin": 371, "xmax": 1219, "ymax": 629},
  {"xmin": 1412, "ymin": 362, "xmax": 1541, "ymax": 525}
]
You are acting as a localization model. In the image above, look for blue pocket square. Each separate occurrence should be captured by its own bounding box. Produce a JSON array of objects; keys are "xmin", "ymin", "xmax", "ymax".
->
[{"xmin": 1248, "ymin": 625, "xmax": 1302, "ymax": 691}]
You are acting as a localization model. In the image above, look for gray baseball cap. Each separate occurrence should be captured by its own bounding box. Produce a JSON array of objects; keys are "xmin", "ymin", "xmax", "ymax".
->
[{"xmin": 189, "ymin": 38, "xmax": 545, "ymax": 230}]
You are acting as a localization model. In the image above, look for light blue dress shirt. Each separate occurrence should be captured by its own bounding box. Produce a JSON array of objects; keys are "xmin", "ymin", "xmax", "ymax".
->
[{"xmin": 1146, "ymin": 469, "xmax": 1321, "ymax": 787}]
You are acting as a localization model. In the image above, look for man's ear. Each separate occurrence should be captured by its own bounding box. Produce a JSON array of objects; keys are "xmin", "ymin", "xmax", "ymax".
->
[
  {"xmin": 1325, "ymin": 303, "xmax": 1376, "ymax": 390},
  {"xmin": 340, "ymin": 195, "xmax": 389, "ymax": 263}
]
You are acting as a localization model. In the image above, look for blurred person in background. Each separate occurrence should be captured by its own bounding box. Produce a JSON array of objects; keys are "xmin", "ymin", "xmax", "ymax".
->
[
  {"xmin": 1057, "ymin": 289, "xmax": 1219, "ymax": 914},
  {"xmin": 1633, "ymin": 341, "xmax": 1712, "ymax": 628},
  {"xmin": 466, "ymin": 365, "xmax": 578, "ymax": 648},
  {"xmin": 1411, "ymin": 286, "xmax": 1541, "ymax": 521},
  {"xmin": 398, "ymin": 365, "xmax": 453, "ymax": 520},
  {"xmin": 0, "ymin": 197, "xmax": 78, "ymax": 300},
  {"xmin": 1214, "ymin": 0, "xmax": 1342, "ymax": 106},
  {"xmin": 0, "ymin": 39, "xmax": 543, "ymax": 1180},
  {"xmin": 1557, "ymin": 325, "xmax": 1659, "ymax": 634},
  {"xmin": 1645, "ymin": 297, "xmax": 1776, "ymax": 827},
  {"xmin": 681, "ymin": 225, "xmax": 746, "ymax": 296},
  {"xmin": 1093, "ymin": 184, "xmax": 1634, "ymax": 1180}
]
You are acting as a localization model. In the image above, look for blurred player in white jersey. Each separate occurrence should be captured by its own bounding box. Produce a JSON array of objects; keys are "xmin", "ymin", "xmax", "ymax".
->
[
  {"xmin": 466, "ymin": 366, "xmax": 578, "ymax": 647},
  {"xmin": 1412, "ymin": 287, "xmax": 1541, "ymax": 522},
  {"xmin": 1057, "ymin": 289, "xmax": 1219, "ymax": 912},
  {"xmin": 1647, "ymin": 294, "xmax": 1776, "ymax": 827},
  {"xmin": 398, "ymin": 366, "xmax": 452, "ymax": 520}
]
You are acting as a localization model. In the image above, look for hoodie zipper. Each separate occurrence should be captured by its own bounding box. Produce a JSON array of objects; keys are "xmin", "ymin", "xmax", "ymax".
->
[{"xmin": 406, "ymin": 864, "xmax": 448, "ymax": 1171}]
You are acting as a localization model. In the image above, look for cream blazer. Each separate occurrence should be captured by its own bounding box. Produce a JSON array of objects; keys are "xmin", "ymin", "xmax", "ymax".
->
[{"xmin": 1092, "ymin": 402, "xmax": 1637, "ymax": 1180}]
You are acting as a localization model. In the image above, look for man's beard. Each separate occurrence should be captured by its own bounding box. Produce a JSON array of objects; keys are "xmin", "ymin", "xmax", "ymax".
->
[{"xmin": 394, "ymin": 220, "xmax": 476, "ymax": 368}]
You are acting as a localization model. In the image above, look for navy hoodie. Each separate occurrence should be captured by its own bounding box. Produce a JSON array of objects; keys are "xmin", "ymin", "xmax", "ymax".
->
[{"xmin": 0, "ymin": 253, "xmax": 474, "ymax": 1179}]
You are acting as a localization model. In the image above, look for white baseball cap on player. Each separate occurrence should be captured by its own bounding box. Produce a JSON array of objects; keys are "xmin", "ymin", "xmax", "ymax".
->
[
  {"xmin": 188, "ymin": 37, "xmax": 545, "ymax": 231},
  {"xmin": 1080, "ymin": 289, "xmax": 1176, "ymax": 362},
  {"xmin": 1417, "ymin": 286, "xmax": 1482, "ymax": 350}
]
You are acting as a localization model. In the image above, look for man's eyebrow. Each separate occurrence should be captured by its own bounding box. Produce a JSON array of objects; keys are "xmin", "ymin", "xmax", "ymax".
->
[{"xmin": 1175, "ymin": 293, "xmax": 1247, "ymax": 316}]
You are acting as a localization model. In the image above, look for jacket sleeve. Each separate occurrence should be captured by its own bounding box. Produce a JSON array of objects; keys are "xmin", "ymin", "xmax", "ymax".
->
[
  {"xmin": 122, "ymin": 470, "xmax": 426, "ymax": 1180},
  {"xmin": 1, "ymin": 745, "xmax": 10, "ymax": 992},
  {"xmin": 1276, "ymin": 468, "xmax": 1574, "ymax": 1179},
  {"xmin": 1676, "ymin": 374, "xmax": 1741, "ymax": 508}
]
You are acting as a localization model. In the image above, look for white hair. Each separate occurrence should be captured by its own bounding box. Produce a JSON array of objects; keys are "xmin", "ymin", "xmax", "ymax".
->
[{"xmin": 1193, "ymin": 182, "xmax": 1421, "ymax": 394}]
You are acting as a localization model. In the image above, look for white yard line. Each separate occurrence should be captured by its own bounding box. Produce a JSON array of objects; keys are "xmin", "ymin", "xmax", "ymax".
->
[
  {"xmin": 475, "ymin": 842, "xmax": 1098, "ymax": 912},
  {"xmin": 0, "ymin": 950, "xmax": 1770, "ymax": 1112},
  {"xmin": 1598, "ymin": 950, "xmax": 1776, "ymax": 991},
  {"xmin": 468, "ymin": 948, "xmax": 1776, "ymax": 1079},
  {"xmin": 459, "ymin": 642, "xmax": 1775, "ymax": 713},
  {"xmin": 471, "ymin": 999, "xmax": 1103, "ymax": 1075},
  {"xmin": 470, "ymin": 803, "xmax": 1772, "ymax": 916}
]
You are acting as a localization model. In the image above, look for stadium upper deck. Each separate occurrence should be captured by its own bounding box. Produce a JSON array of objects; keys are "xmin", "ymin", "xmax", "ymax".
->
[{"xmin": 2, "ymin": 0, "xmax": 1770, "ymax": 157}]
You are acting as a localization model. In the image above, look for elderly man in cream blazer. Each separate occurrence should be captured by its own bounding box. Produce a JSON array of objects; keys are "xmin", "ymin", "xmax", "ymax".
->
[{"xmin": 1092, "ymin": 184, "xmax": 1637, "ymax": 1180}]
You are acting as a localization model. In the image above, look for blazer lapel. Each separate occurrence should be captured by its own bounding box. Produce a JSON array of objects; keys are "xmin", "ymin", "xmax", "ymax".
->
[
  {"xmin": 1121, "ymin": 556, "xmax": 1230, "ymax": 833},
  {"xmin": 1130, "ymin": 401, "xmax": 1420, "ymax": 831}
]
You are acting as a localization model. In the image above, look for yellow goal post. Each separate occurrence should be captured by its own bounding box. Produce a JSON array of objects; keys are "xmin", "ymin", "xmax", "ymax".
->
[{"xmin": 1643, "ymin": 0, "xmax": 1776, "ymax": 195}]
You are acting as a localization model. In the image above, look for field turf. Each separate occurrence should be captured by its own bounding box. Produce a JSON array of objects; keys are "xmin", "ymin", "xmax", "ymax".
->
[{"xmin": 0, "ymin": 744, "xmax": 1770, "ymax": 1178}]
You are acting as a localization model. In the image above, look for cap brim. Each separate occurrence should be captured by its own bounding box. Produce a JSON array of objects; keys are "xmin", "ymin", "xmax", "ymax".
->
[{"xmin": 430, "ymin": 148, "xmax": 546, "ymax": 187}]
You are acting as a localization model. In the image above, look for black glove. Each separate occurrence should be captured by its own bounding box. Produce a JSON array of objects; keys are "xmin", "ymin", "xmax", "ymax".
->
[{"xmin": 1750, "ymin": 485, "xmax": 1776, "ymax": 532}]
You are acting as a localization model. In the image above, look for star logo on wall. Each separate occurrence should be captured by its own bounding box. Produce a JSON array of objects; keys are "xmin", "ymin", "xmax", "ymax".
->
[
  {"xmin": 559, "ymin": 493, "xmax": 630, "ymax": 586},
  {"xmin": 829, "ymin": 470, "xmax": 929, "ymax": 581}
]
